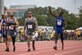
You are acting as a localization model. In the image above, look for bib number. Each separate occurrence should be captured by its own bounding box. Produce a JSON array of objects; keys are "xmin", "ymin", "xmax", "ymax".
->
[
  {"xmin": 9, "ymin": 26, "xmax": 14, "ymax": 30},
  {"xmin": 57, "ymin": 22, "xmax": 62, "ymax": 25},
  {"xmin": 28, "ymin": 25, "xmax": 32, "ymax": 29}
]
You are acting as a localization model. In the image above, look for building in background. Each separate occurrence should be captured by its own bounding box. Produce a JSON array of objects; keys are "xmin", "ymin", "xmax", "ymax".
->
[{"xmin": 6, "ymin": 5, "xmax": 36, "ymax": 18}]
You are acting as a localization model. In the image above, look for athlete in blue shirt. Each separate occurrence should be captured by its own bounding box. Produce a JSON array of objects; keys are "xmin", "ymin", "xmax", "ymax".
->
[
  {"xmin": 49, "ymin": 6, "xmax": 66, "ymax": 50},
  {"xmin": 1, "ymin": 13, "xmax": 8, "ymax": 51}
]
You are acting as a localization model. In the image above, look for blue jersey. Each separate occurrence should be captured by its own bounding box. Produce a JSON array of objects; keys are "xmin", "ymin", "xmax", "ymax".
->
[
  {"xmin": 2, "ymin": 19, "xmax": 7, "ymax": 35},
  {"xmin": 56, "ymin": 16, "xmax": 64, "ymax": 30},
  {"xmin": 2, "ymin": 19, "xmax": 7, "ymax": 26}
]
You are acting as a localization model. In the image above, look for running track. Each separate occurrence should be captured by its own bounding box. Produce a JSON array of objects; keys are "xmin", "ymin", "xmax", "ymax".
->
[{"xmin": 0, "ymin": 40, "xmax": 82, "ymax": 55}]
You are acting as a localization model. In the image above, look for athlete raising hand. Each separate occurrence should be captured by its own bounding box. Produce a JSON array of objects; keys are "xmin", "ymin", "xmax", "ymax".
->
[{"xmin": 48, "ymin": 6, "xmax": 66, "ymax": 50}]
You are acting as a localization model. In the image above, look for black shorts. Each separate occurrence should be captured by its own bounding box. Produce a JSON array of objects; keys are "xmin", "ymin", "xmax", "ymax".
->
[
  {"xmin": 3, "ymin": 35, "xmax": 7, "ymax": 38},
  {"xmin": 26, "ymin": 30, "xmax": 34, "ymax": 36}
]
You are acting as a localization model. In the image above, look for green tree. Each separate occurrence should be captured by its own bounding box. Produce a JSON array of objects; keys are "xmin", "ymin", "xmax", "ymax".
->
[
  {"xmin": 19, "ymin": 7, "xmax": 77, "ymax": 29},
  {"xmin": 78, "ymin": 6, "xmax": 82, "ymax": 27}
]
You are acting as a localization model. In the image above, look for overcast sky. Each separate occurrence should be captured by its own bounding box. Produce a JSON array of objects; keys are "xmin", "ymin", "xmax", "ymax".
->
[{"xmin": 4, "ymin": 0, "xmax": 82, "ymax": 14}]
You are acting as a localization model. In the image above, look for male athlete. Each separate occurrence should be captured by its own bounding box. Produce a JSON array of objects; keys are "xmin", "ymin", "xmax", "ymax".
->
[
  {"xmin": 24, "ymin": 11, "xmax": 38, "ymax": 52},
  {"xmin": 1, "ymin": 13, "xmax": 8, "ymax": 51},
  {"xmin": 49, "ymin": 6, "xmax": 66, "ymax": 50},
  {"xmin": 6, "ymin": 13, "xmax": 19, "ymax": 52}
]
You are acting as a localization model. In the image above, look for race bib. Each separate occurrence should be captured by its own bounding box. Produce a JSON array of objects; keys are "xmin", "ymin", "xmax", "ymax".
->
[
  {"xmin": 28, "ymin": 25, "xmax": 32, "ymax": 29},
  {"xmin": 9, "ymin": 26, "xmax": 14, "ymax": 30},
  {"xmin": 57, "ymin": 21, "xmax": 62, "ymax": 25},
  {"xmin": 3, "ymin": 23, "xmax": 6, "ymax": 25}
]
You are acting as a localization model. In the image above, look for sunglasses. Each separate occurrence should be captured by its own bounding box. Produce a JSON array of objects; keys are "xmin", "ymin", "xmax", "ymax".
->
[
  {"xmin": 10, "ymin": 15, "xmax": 14, "ymax": 17},
  {"xmin": 28, "ymin": 13, "xmax": 32, "ymax": 14}
]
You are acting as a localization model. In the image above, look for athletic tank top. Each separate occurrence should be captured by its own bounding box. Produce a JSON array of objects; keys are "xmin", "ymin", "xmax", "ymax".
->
[
  {"xmin": 56, "ymin": 16, "xmax": 64, "ymax": 29},
  {"xmin": 2, "ymin": 18, "xmax": 7, "ymax": 35},
  {"xmin": 2, "ymin": 19, "xmax": 7, "ymax": 26},
  {"xmin": 26, "ymin": 17, "xmax": 36, "ymax": 32},
  {"xmin": 7, "ymin": 18, "xmax": 16, "ymax": 30}
]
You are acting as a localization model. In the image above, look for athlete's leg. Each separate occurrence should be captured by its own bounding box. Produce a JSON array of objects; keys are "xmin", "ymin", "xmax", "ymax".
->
[
  {"xmin": 53, "ymin": 33, "xmax": 59, "ymax": 50},
  {"xmin": 0, "ymin": 37, "xmax": 2, "ymax": 43},
  {"xmin": 27, "ymin": 35, "xmax": 31, "ymax": 52},
  {"xmin": 4, "ymin": 38, "xmax": 7, "ymax": 47},
  {"xmin": 4, "ymin": 36, "xmax": 8, "ymax": 51},
  {"xmin": 11, "ymin": 36, "xmax": 16, "ymax": 52},
  {"xmin": 6, "ymin": 35, "xmax": 11, "ymax": 52},
  {"xmin": 60, "ymin": 33, "xmax": 64, "ymax": 50},
  {"xmin": 12, "ymin": 37, "xmax": 15, "ymax": 46},
  {"xmin": 0, "ymin": 32, "xmax": 2, "ymax": 43},
  {"xmin": 32, "ymin": 40, "xmax": 35, "ymax": 50},
  {"xmin": 55, "ymin": 33, "xmax": 59, "ymax": 46}
]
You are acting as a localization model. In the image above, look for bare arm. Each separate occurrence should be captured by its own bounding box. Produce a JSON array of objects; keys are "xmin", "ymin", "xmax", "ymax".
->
[
  {"xmin": 48, "ymin": 6, "xmax": 58, "ymax": 18},
  {"xmin": 34, "ymin": 17, "xmax": 38, "ymax": 30},
  {"xmin": 63, "ymin": 19, "xmax": 67, "ymax": 29},
  {"xmin": 24, "ymin": 19, "xmax": 26, "ymax": 34},
  {"xmin": 64, "ymin": 20, "xmax": 67, "ymax": 29},
  {"xmin": 15, "ymin": 18, "xmax": 19, "ymax": 28}
]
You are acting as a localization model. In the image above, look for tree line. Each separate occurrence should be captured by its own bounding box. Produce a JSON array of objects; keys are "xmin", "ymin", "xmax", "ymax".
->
[{"xmin": 4, "ymin": 6, "xmax": 82, "ymax": 30}]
